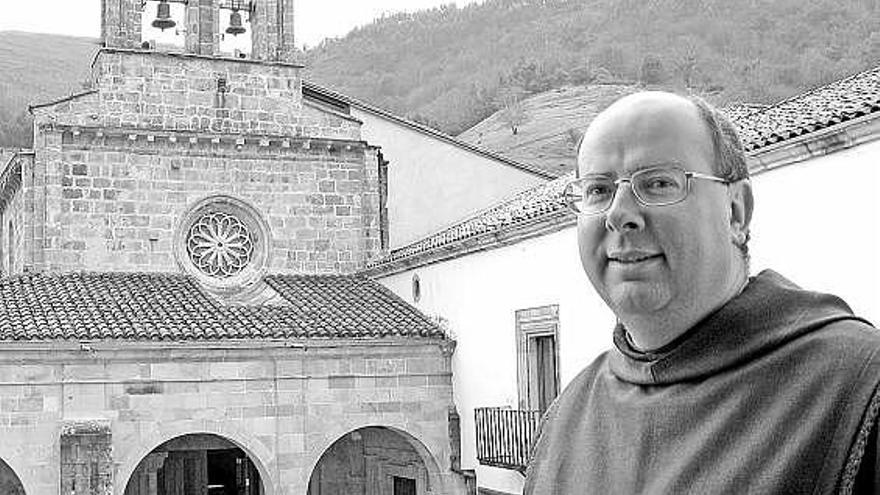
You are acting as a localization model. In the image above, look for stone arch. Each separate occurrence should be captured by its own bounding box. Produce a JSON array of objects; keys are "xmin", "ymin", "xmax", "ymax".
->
[
  {"xmin": 140, "ymin": 0, "xmax": 186, "ymax": 50},
  {"xmin": 307, "ymin": 425, "xmax": 445, "ymax": 495},
  {"xmin": 117, "ymin": 425, "xmax": 276, "ymax": 495},
  {"xmin": 0, "ymin": 457, "xmax": 26, "ymax": 495}
]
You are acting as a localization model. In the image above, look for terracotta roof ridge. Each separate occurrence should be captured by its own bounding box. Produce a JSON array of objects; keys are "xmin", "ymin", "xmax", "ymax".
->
[{"xmin": 759, "ymin": 65, "xmax": 880, "ymax": 113}]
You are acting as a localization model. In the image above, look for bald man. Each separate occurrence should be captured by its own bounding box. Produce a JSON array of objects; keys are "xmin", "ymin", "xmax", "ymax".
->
[{"xmin": 523, "ymin": 92, "xmax": 880, "ymax": 494}]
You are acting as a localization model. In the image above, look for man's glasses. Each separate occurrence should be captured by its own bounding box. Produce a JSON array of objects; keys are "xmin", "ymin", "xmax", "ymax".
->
[{"xmin": 564, "ymin": 166, "xmax": 730, "ymax": 215}]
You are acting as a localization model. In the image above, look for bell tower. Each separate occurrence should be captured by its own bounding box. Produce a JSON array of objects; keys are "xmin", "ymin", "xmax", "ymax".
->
[{"xmin": 100, "ymin": 0, "xmax": 297, "ymax": 63}]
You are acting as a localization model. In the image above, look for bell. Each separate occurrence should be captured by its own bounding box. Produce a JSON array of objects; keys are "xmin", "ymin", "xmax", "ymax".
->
[
  {"xmin": 152, "ymin": 0, "xmax": 176, "ymax": 31},
  {"xmin": 226, "ymin": 10, "xmax": 246, "ymax": 36}
]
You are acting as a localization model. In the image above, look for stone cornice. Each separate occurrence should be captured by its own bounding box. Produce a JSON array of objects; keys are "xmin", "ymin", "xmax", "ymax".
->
[
  {"xmin": 91, "ymin": 47, "xmax": 305, "ymax": 69},
  {"xmin": 0, "ymin": 337, "xmax": 454, "ymax": 364},
  {"xmin": 47, "ymin": 124, "xmax": 368, "ymax": 155}
]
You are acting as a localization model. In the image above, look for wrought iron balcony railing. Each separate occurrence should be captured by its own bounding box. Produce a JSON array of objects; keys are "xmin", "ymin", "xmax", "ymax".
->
[{"xmin": 474, "ymin": 407, "xmax": 542, "ymax": 473}]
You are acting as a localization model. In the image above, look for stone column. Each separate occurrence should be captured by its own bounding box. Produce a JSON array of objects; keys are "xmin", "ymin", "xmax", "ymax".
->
[
  {"xmin": 60, "ymin": 420, "xmax": 113, "ymax": 495},
  {"xmin": 251, "ymin": 0, "xmax": 296, "ymax": 62},
  {"xmin": 101, "ymin": 0, "xmax": 143, "ymax": 48},
  {"xmin": 185, "ymin": 0, "xmax": 220, "ymax": 55}
]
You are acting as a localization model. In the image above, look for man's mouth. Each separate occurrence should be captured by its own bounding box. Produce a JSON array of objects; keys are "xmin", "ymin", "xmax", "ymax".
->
[{"xmin": 607, "ymin": 252, "xmax": 664, "ymax": 264}]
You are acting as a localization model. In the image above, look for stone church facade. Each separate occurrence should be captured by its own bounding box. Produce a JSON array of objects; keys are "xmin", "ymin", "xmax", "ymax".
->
[{"xmin": 0, "ymin": 1, "xmax": 468, "ymax": 494}]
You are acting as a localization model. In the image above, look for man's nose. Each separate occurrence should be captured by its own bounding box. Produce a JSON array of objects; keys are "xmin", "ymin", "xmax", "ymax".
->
[{"xmin": 604, "ymin": 181, "xmax": 645, "ymax": 232}]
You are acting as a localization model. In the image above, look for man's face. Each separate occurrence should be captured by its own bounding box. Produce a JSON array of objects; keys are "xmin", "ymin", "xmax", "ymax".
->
[{"xmin": 577, "ymin": 94, "xmax": 742, "ymax": 323}]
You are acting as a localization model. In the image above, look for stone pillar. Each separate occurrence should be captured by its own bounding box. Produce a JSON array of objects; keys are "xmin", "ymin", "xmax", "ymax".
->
[
  {"xmin": 278, "ymin": 0, "xmax": 296, "ymax": 61},
  {"xmin": 184, "ymin": 0, "xmax": 220, "ymax": 55},
  {"xmin": 101, "ymin": 0, "xmax": 143, "ymax": 48},
  {"xmin": 251, "ymin": 0, "xmax": 296, "ymax": 62},
  {"xmin": 60, "ymin": 420, "xmax": 113, "ymax": 495}
]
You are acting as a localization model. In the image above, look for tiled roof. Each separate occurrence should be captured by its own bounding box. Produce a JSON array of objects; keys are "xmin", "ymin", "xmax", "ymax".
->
[
  {"xmin": 733, "ymin": 65, "xmax": 880, "ymax": 151},
  {"xmin": 369, "ymin": 174, "xmax": 575, "ymax": 267},
  {"xmin": 0, "ymin": 272, "xmax": 443, "ymax": 341},
  {"xmin": 368, "ymin": 65, "xmax": 880, "ymax": 270}
]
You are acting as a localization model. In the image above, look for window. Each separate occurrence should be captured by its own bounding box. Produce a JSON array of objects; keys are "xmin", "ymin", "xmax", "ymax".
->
[
  {"xmin": 411, "ymin": 274, "xmax": 421, "ymax": 303},
  {"xmin": 175, "ymin": 195, "xmax": 271, "ymax": 298},
  {"xmin": 516, "ymin": 305, "xmax": 560, "ymax": 413},
  {"xmin": 393, "ymin": 476, "xmax": 416, "ymax": 495}
]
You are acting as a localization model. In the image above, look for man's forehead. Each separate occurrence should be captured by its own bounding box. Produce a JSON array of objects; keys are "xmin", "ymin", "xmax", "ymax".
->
[{"xmin": 577, "ymin": 92, "xmax": 711, "ymax": 173}]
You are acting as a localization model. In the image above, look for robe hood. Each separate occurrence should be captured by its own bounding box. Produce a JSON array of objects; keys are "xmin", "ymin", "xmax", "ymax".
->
[{"xmin": 609, "ymin": 269, "xmax": 873, "ymax": 386}]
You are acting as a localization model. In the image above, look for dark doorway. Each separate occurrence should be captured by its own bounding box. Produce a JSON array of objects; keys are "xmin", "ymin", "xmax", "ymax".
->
[
  {"xmin": 0, "ymin": 459, "xmax": 25, "ymax": 495},
  {"xmin": 534, "ymin": 334, "xmax": 559, "ymax": 413},
  {"xmin": 125, "ymin": 434, "xmax": 262, "ymax": 495},
  {"xmin": 392, "ymin": 476, "xmax": 416, "ymax": 495}
]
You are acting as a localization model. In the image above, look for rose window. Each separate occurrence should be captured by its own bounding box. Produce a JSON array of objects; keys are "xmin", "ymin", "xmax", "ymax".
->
[{"xmin": 186, "ymin": 211, "xmax": 255, "ymax": 278}]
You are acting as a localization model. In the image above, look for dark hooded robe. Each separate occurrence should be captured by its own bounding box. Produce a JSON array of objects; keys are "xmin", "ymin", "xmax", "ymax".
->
[{"xmin": 524, "ymin": 270, "xmax": 880, "ymax": 494}]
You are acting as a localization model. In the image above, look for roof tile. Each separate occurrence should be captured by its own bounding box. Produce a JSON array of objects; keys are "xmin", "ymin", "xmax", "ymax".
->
[{"xmin": 0, "ymin": 272, "xmax": 444, "ymax": 341}]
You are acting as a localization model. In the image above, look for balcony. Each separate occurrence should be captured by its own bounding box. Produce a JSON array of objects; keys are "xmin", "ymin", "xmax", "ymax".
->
[{"xmin": 474, "ymin": 407, "xmax": 542, "ymax": 473}]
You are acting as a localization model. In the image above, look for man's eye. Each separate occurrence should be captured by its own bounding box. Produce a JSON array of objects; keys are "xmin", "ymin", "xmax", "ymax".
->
[
  {"xmin": 644, "ymin": 178, "xmax": 677, "ymax": 190},
  {"xmin": 584, "ymin": 184, "xmax": 612, "ymax": 197}
]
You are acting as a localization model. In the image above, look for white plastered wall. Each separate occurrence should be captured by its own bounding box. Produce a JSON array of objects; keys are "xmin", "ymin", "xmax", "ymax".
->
[
  {"xmin": 750, "ymin": 139, "xmax": 880, "ymax": 325},
  {"xmin": 353, "ymin": 108, "xmax": 546, "ymax": 249}
]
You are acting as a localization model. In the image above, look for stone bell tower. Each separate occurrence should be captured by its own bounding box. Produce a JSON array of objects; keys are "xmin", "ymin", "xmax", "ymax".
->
[{"xmin": 100, "ymin": 0, "xmax": 297, "ymax": 62}]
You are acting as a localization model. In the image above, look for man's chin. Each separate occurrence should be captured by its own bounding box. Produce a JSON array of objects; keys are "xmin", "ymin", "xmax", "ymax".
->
[{"xmin": 607, "ymin": 282, "xmax": 671, "ymax": 315}]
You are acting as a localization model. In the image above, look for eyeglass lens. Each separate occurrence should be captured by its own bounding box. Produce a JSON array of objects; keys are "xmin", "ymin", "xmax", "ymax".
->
[{"xmin": 568, "ymin": 167, "xmax": 689, "ymax": 213}]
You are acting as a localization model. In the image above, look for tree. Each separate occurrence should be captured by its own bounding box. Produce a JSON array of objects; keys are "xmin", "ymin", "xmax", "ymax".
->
[{"xmin": 495, "ymin": 85, "xmax": 528, "ymax": 135}]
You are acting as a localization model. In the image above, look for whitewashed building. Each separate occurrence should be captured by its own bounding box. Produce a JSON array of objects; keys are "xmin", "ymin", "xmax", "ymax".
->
[{"xmin": 364, "ymin": 67, "xmax": 880, "ymax": 495}]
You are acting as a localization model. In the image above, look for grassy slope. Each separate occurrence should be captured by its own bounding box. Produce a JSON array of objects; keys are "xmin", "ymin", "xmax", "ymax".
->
[
  {"xmin": 457, "ymin": 84, "xmax": 644, "ymax": 176},
  {"xmin": 0, "ymin": 31, "xmax": 99, "ymax": 147}
]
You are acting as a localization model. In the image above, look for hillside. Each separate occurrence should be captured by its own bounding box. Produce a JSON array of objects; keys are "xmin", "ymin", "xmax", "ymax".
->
[
  {"xmin": 2, "ymin": 0, "xmax": 880, "ymax": 149},
  {"xmin": 305, "ymin": 0, "xmax": 880, "ymax": 135},
  {"xmin": 0, "ymin": 31, "xmax": 99, "ymax": 147},
  {"xmin": 458, "ymin": 83, "xmax": 643, "ymax": 176}
]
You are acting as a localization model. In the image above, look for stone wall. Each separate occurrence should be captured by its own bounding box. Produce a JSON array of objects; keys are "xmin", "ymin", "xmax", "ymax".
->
[
  {"xmin": 33, "ymin": 50, "xmax": 357, "ymax": 140},
  {"xmin": 22, "ymin": 127, "xmax": 379, "ymax": 273},
  {"xmin": 0, "ymin": 339, "xmax": 463, "ymax": 495},
  {"xmin": 23, "ymin": 47, "xmax": 383, "ymax": 275}
]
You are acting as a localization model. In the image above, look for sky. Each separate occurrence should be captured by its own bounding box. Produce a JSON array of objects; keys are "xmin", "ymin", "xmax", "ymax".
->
[{"xmin": 0, "ymin": 0, "xmax": 484, "ymax": 49}]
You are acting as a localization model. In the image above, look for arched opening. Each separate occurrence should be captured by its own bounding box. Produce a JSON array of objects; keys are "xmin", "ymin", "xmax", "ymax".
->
[
  {"xmin": 124, "ymin": 434, "xmax": 263, "ymax": 495},
  {"xmin": 141, "ymin": 0, "xmax": 186, "ymax": 50},
  {"xmin": 308, "ymin": 427, "xmax": 433, "ymax": 495},
  {"xmin": 218, "ymin": 1, "xmax": 253, "ymax": 58},
  {"xmin": 0, "ymin": 458, "xmax": 25, "ymax": 495}
]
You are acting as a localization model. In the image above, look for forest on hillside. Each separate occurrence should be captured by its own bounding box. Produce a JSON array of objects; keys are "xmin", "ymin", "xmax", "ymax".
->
[
  {"xmin": 304, "ymin": 0, "xmax": 880, "ymax": 134},
  {"xmin": 2, "ymin": 0, "xmax": 879, "ymax": 147}
]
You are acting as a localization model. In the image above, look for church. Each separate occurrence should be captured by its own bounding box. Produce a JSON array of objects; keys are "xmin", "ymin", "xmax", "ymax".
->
[{"xmin": 0, "ymin": 0, "xmax": 526, "ymax": 494}]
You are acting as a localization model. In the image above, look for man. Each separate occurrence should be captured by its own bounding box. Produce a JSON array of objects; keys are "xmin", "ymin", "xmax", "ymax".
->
[{"xmin": 524, "ymin": 92, "xmax": 880, "ymax": 494}]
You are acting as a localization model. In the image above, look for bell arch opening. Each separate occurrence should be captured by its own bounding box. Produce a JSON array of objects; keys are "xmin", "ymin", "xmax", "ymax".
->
[
  {"xmin": 123, "ymin": 433, "xmax": 264, "ymax": 495},
  {"xmin": 307, "ymin": 426, "xmax": 441, "ymax": 495},
  {"xmin": 141, "ymin": 0, "xmax": 186, "ymax": 50},
  {"xmin": 0, "ymin": 458, "xmax": 26, "ymax": 495}
]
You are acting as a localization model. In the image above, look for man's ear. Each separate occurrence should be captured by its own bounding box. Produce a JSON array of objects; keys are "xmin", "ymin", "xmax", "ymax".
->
[{"xmin": 729, "ymin": 179, "xmax": 753, "ymax": 244}]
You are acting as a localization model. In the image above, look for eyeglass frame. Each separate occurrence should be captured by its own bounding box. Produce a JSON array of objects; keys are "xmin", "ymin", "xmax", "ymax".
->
[{"xmin": 564, "ymin": 165, "xmax": 732, "ymax": 215}]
